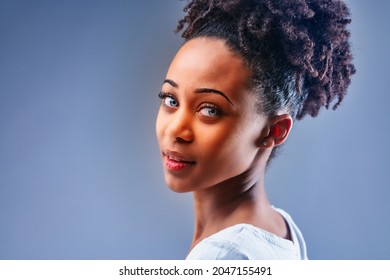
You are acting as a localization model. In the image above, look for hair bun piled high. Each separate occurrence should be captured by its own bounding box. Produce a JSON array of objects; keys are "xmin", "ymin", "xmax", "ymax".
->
[{"xmin": 176, "ymin": 0, "xmax": 355, "ymax": 120}]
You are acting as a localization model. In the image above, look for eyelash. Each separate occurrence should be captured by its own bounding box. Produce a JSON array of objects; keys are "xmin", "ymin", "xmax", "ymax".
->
[
  {"xmin": 158, "ymin": 91, "xmax": 173, "ymax": 101},
  {"xmin": 158, "ymin": 91, "xmax": 223, "ymax": 117},
  {"xmin": 198, "ymin": 103, "xmax": 222, "ymax": 117},
  {"xmin": 158, "ymin": 91, "xmax": 178, "ymax": 107}
]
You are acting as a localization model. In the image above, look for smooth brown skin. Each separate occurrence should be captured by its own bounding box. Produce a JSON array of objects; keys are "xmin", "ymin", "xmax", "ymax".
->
[{"xmin": 156, "ymin": 38, "xmax": 293, "ymax": 254}]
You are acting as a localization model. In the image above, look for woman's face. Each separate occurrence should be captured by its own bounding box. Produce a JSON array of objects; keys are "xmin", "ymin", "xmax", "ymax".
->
[{"xmin": 156, "ymin": 37, "xmax": 268, "ymax": 192}]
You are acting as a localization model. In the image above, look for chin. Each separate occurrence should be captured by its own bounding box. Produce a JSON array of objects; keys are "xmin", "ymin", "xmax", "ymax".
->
[
  {"xmin": 168, "ymin": 186, "xmax": 190, "ymax": 193},
  {"xmin": 164, "ymin": 176, "xmax": 193, "ymax": 193},
  {"xmin": 166, "ymin": 183, "xmax": 192, "ymax": 193}
]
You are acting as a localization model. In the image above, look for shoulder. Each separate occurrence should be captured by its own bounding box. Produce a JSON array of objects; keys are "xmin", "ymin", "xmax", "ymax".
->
[
  {"xmin": 186, "ymin": 238, "xmax": 249, "ymax": 260},
  {"xmin": 186, "ymin": 224, "xmax": 298, "ymax": 260},
  {"xmin": 273, "ymin": 207, "xmax": 308, "ymax": 260},
  {"xmin": 186, "ymin": 225, "xmax": 250, "ymax": 260}
]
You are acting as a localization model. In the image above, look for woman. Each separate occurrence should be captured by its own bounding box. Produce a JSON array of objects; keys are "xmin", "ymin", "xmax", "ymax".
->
[{"xmin": 156, "ymin": 0, "xmax": 355, "ymax": 259}]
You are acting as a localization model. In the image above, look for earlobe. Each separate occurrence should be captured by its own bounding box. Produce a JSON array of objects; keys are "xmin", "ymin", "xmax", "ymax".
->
[{"xmin": 258, "ymin": 114, "xmax": 293, "ymax": 148}]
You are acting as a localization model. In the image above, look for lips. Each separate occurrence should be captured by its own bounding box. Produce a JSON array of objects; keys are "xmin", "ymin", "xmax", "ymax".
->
[{"xmin": 163, "ymin": 149, "xmax": 195, "ymax": 171}]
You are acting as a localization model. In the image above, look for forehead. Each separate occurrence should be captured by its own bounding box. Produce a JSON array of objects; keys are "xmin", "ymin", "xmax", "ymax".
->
[{"xmin": 166, "ymin": 37, "xmax": 252, "ymax": 93}]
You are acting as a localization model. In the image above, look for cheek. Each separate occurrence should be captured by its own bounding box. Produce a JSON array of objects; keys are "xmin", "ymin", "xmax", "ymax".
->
[
  {"xmin": 155, "ymin": 109, "xmax": 165, "ymax": 143},
  {"xmin": 198, "ymin": 125, "xmax": 257, "ymax": 177}
]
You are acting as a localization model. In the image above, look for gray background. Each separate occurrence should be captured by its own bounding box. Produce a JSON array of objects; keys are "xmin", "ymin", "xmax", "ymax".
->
[{"xmin": 0, "ymin": 0, "xmax": 388, "ymax": 259}]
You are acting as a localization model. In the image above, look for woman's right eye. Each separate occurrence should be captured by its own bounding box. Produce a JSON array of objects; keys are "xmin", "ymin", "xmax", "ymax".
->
[
  {"xmin": 158, "ymin": 92, "xmax": 179, "ymax": 108},
  {"xmin": 163, "ymin": 96, "xmax": 178, "ymax": 108}
]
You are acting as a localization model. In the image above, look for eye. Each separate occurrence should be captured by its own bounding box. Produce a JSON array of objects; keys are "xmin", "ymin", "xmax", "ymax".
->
[
  {"xmin": 158, "ymin": 92, "xmax": 178, "ymax": 108},
  {"xmin": 164, "ymin": 96, "xmax": 178, "ymax": 108},
  {"xmin": 198, "ymin": 104, "xmax": 222, "ymax": 117}
]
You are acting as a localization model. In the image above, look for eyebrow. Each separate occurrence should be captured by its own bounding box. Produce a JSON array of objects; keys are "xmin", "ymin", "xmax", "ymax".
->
[
  {"xmin": 194, "ymin": 88, "xmax": 234, "ymax": 106},
  {"xmin": 163, "ymin": 79, "xmax": 234, "ymax": 106},
  {"xmin": 163, "ymin": 79, "xmax": 178, "ymax": 88}
]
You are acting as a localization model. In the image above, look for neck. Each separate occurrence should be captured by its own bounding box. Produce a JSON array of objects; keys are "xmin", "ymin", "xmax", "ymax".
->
[{"xmin": 190, "ymin": 151, "xmax": 277, "ymax": 250}]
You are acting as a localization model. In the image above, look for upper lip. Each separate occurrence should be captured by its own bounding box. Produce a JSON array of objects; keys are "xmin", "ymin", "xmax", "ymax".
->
[{"xmin": 163, "ymin": 149, "xmax": 195, "ymax": 163}]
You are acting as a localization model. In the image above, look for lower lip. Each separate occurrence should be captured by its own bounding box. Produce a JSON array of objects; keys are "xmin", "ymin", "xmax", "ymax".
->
[{"xmin": 164, "ymin": 156, "xmax": 194, "ymax": 171}]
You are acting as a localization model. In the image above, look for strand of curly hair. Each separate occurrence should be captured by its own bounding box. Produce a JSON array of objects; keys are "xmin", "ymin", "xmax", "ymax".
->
[{"xmin": 176, "ymin": 0, "xmax": 355, "ymax": 120}]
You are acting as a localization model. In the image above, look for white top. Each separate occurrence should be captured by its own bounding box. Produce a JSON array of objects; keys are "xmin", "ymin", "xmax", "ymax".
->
[{"xmin": 186, "ymin": 207, "xmax": 308, "ymax": 260}]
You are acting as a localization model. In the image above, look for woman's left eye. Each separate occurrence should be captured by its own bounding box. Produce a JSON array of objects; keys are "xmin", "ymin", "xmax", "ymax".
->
[{"xmin": 198, "ymin": 106, "xmax": 221, "ymax": 117}]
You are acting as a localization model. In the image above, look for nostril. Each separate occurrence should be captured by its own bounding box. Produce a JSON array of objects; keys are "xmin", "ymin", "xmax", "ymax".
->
[
  {"xmin": 174, "ymin": 136, "xmax": 191, "ymax": 143},
  {"xmin": 165, "ymin": 126, "xmax": 194, "ymax": 143},
  {"xmin": 164, "ymin": 123, "xmax": 193, "ymax": 143}
]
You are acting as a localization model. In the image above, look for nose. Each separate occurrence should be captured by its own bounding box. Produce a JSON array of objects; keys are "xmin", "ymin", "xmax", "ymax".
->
[{"xmin": 165, "ymin": 109, "xmax": 194, "ymax": 143}]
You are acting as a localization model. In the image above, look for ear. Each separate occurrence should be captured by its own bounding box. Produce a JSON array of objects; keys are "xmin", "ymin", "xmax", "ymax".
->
[{"xmin": 260, "ymin": 114, "xmax": 293, "ymax": 148}]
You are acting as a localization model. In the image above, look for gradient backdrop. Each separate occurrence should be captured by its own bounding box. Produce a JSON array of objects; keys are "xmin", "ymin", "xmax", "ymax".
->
[{"xmin": 0, "ymin": 0, "xmax": 389, "ymax": 259}]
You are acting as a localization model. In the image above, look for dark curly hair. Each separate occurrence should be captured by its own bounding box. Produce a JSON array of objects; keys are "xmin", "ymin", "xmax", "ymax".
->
[{"xmin": 176, "ymin": 0, "xmax": 355, "ymax": 120}]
